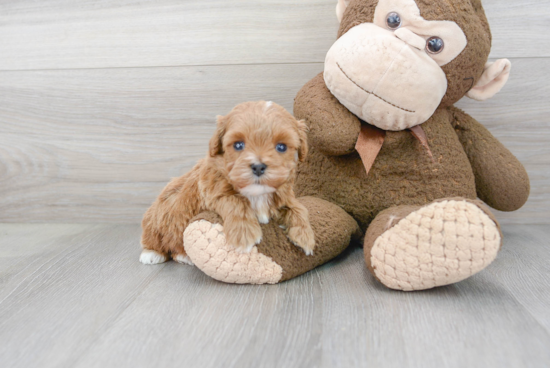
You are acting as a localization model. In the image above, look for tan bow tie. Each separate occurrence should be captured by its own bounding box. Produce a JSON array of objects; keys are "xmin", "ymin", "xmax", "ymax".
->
[{"xmin": 355, "ymin": 123, "xmax": 434, "ymax": 175}]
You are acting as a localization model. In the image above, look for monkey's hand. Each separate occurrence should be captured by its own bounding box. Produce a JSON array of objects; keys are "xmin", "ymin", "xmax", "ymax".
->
[
  {"xmin": 294, "ymin": 73, "xmax": 361, "ymax": 156},
  {"xmin": 450, "ymin": 107, "xmax": 530, "ymax": 211}
]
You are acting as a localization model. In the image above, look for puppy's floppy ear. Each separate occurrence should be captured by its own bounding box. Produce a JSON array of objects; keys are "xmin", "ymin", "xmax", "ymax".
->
[
  {"xmin": 296, "ymin": 119, "xmax": 309, "ymax": 162},
  {"xmin": 209, "ymin": 115, "xmax": 227, "ymax": 157}
]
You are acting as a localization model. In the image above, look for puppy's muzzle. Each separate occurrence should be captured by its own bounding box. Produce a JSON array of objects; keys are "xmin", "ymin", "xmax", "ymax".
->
[{"xmin": 251, "ymin": 163, "xmax": 267, "ymax": 177}]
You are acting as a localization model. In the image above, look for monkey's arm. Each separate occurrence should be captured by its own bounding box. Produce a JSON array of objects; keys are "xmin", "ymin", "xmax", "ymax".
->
[
  {"xmin": 294, "ymin": 73, "xmax": 361, "ymax": 156},
  {"xmin": 450, "ymin": 107, "xmax": 530, "ymax": 211}
]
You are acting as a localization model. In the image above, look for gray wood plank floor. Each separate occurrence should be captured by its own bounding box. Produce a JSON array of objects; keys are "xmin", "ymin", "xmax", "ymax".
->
[{"xmin": 0, "ymin": 224, "xmax": 549, "ymax": 368}]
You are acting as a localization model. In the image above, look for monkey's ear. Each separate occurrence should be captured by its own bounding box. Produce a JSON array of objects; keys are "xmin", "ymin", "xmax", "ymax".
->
[
  {"xmin": 466, "ymin": 59, "xmax": 511, "ymax": 101},
  {"xmin": 296, "ymin": 119, "xmax": 309, "ymax": 162},
  {"xmin": 209, "ymin": 115, "xmax": 227, "ymax": 157},
  {"xmin": 336, "ymin": 0, "xmax": 352, "ymax": 23}
]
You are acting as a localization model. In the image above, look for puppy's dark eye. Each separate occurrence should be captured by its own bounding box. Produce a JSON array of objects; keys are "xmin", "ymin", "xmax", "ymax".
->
[
  {"xmin": 426, "ymin": 37, "xmax": 444, "ymax": 54},
  {"xmin": 233, "ymin": 141, "xmax": 245, "ymax": 151},
  {"xmin": 275, "ymin": 143, "xmax": 287, "ymax": 153},
  {"xmin": 386, "ymin": 12, "xmax": 401, "ymax": 29}
]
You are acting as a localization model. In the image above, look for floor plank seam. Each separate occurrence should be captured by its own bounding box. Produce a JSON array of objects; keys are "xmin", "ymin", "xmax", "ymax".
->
[
  {"xmin": 0, "ymin": 61, "xmax": 326, "ymax": 73},
  {"xmin": 0, "ymin": 56, "xmax": 542, "ymax": 74},
  {"xmin": 488, "ymin": 229, "xmax": 550, "ymax": 337},
  {"xmin": 0, "ymin": 225, "xmax": 99, "ymax": 308},
  {"xmin": 67, "ymin": 263, "xmax": 167, "ymax": 367}
]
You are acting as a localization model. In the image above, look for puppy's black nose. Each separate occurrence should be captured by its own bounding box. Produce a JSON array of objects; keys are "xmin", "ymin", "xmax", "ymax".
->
[{"xmin": 251, "ymin": 163, "xmax": 267, "ymax": 177}]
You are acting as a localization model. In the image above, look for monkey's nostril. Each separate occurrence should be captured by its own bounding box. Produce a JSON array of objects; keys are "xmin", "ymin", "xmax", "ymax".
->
[{"xmin": 251, "ymin": 163, "xmax": 267, "ymax": 177}]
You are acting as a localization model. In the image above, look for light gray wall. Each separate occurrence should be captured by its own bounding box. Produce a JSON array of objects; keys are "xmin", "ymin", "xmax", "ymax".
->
[{"xmin": 0, "ymin": 0, "xmax": 548, "ymax": 224}]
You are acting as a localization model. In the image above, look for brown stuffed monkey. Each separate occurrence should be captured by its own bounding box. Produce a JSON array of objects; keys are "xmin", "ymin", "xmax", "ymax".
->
[{"xmin": 182, "ymin": 0, "xmax": 530, "ymax": 290}]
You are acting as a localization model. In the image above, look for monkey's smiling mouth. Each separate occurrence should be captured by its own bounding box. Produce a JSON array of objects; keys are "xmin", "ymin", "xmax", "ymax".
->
[{"xmin": 336, "ymin": 62, "xmax": 415, "ymax": 113}]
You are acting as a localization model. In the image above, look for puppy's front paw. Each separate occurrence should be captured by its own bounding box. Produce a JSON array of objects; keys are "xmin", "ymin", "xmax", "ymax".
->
[
  {"xmin": 287, "ymin": 224, "xmax": 315, "ymax": 256},
  {"xmin": 225, "ymin": 220, "xmax": 263, "ymax": 253}
]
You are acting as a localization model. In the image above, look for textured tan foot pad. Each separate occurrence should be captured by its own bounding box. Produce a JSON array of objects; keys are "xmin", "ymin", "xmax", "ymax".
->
[
  {"xmin": 183, "ymin": 220, "xmax": 283, "ymax": 284},
  {"xmin": 371, "ymin": 200, "xmax": 501, "ymax": 291}
]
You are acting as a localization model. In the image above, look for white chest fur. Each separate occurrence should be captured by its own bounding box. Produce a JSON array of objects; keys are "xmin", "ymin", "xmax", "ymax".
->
[
  {"xmin": 247, "ymin": 193, "xmax": 273, "ymax": 224},
  {"xmin": 239, "ymin": 184, "xmax": 275, "ymax": 224}
]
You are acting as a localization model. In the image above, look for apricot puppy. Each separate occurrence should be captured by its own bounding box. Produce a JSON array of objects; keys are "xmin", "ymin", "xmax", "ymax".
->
[{"xmin": 140, "ymin": 101, "xmax": 315, "ymax": 265}]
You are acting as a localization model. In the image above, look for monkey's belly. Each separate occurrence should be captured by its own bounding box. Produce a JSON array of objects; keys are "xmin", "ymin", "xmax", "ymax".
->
[{"xmin": 295, "ymin": 121, "xmax": 476, "ymax": 231}]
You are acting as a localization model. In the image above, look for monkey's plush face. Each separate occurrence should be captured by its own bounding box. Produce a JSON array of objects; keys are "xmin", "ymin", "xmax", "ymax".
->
[{"xmin": 324, "ymin": 0, "xmax": 471, "ymax": 131}]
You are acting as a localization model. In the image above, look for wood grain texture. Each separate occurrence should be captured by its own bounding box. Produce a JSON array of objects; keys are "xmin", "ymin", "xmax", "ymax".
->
[
  {"xmin": 0, "ymin": 223, "xmax": 549, "ymax": 368},
  {"xmin": 456, "ymin": 58, "xmax": 550, "ymax": 225},
  {"xmin": 488, "ymin": 226, "xmax": 550, "ymax": 333},
  {"xmin": 1, "ymin": 58, "xmax": 548, "ymax": 224},
  {"xmin": 0, "ymin": 224, "xmax": 166, "ymax": 368},
  {"xmin": 0, "ymin": 0, "xmax": 549, "ymax": 71},
  {"xmin": 0, "ymin": 0, "xmax": 339, "ymax": 71},
  {"xmin": 0, "ymin": 63, "xmax": 323, "ymax": 222}
]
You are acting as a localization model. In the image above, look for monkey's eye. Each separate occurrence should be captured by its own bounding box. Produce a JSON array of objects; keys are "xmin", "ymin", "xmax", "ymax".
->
[
  {"xmin": 426, "ymin": 37, "xmax": 444, "ymax": 54},
  {"xmin": 275, "ymin": 143, "xmax": 287, "ymax": 153},
  {"xmin": 233, "ymin": 141, "xmax": 245, "ymax": 151},
  {"xmin": 386, "ymin": 12, "xmax": 401, "ymax": 29}
]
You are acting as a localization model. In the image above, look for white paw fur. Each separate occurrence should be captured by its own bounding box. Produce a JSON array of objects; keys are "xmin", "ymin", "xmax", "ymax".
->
[
  {"xmin": 257, "ymin": 214, "xmax": 270, "ymax": 224},
  {"xmin": 140, "ymin": 249, "xmax": 167, "ymax": 265},
  {"xmin": 235, "ymin": 236, "xmax": 261, "ymax": 253},
  {"xmin": 174, "ymin": 254, "xmax": 194, "ymax": 266},
  {"xmin": 239, "ymin": 184, "xmax": 274, "ymax": 225},
  {"xmin": 302, "ymin": 248, "xmax": 314, "ymax": 256},
  {"xmin": 236, "ymin": 244, "xmax": 255, "ymax": 254},
  {"xmin": 289, "ymin": 239, "xmax": 314, "ymax": 256}
]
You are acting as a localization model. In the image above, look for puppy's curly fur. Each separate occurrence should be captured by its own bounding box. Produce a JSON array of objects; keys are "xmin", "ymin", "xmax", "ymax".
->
[{"xmin": 140, "ymin": 101, "xmax": 315, "ymax": 265}]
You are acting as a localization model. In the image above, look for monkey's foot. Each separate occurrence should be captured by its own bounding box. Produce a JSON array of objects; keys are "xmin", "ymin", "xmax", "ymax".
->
[
  {"xmin": 184, "ymin": 218, "xmax": 283, "ymax": 284},
  {"xmin": 183, "ymin": 197, "xmax": 361, "ymax": 284},
  {"xmin": 364, "ymin": 199, "xmax": 502, "ymax": 291}
]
